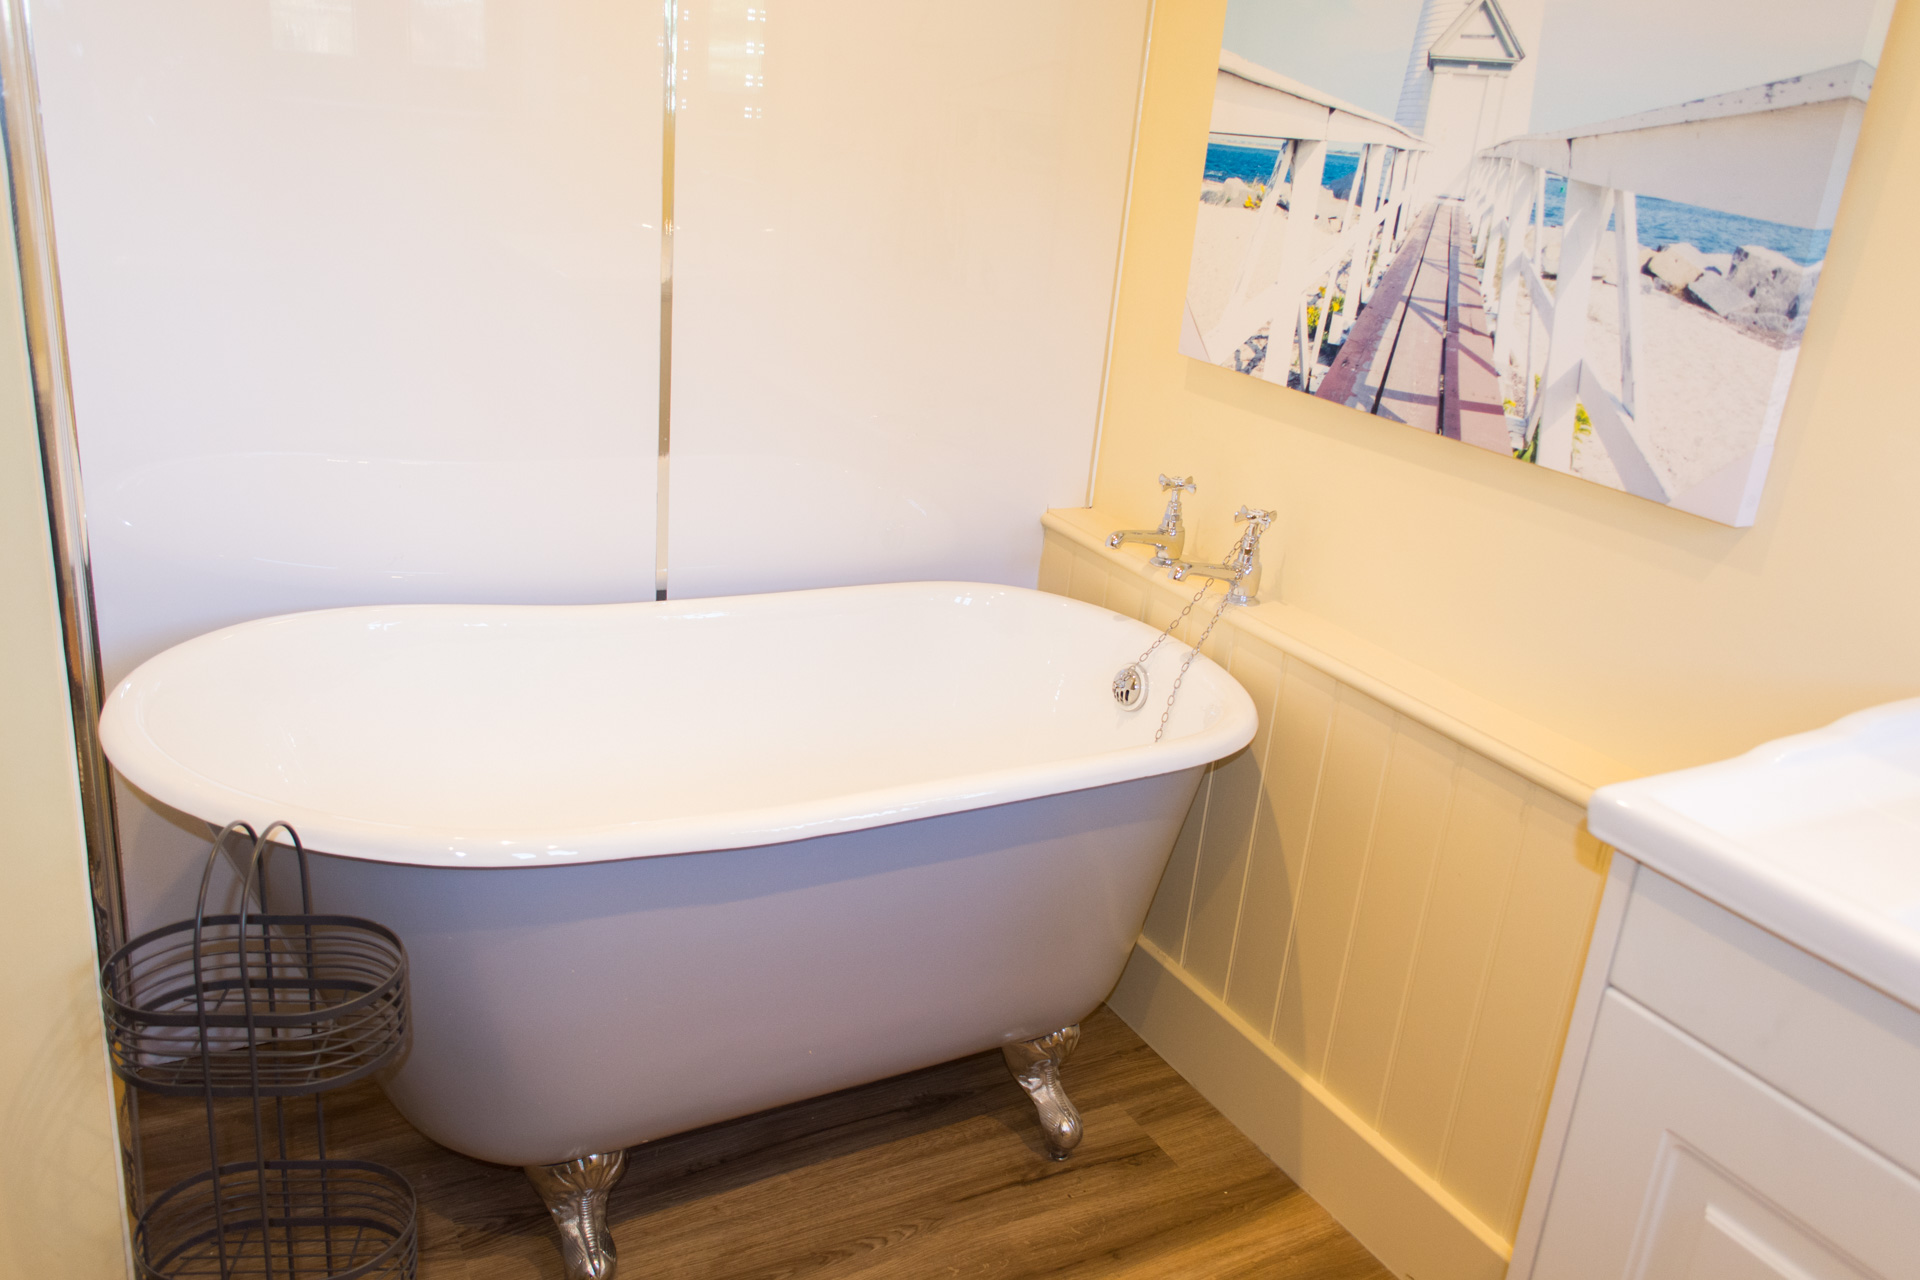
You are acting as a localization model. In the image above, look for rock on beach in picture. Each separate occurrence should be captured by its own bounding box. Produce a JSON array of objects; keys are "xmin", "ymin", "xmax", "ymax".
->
[{"xmin": 1179, "ymin": 0, "xmax": 1894, "ymax": 526}]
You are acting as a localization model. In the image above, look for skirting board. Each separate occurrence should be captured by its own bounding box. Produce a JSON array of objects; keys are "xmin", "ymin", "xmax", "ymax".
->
[{"xmin": 1108, "ymin": 938, "xmax": 1510, "ymax": 1280}]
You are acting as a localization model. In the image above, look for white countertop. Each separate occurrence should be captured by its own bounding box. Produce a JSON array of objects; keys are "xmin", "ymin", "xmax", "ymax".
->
[{"xmin": 1589, "ymin": 699, "xmax": 1920, "ymax": 1013}]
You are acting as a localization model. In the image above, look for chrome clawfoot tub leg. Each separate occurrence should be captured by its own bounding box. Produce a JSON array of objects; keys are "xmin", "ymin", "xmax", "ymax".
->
[
  {"xmin": 525, "ymin": 1151, "xmax": 628, "ymax": 1279},
  {"xmin": 1002, "ymin": 1024, "xmax": 1083, "ymax": 1160}
]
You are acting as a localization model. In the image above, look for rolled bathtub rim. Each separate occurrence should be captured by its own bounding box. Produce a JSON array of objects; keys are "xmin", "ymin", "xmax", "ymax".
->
[{"xmin": 100, "ymin": 581, "xmax": 1258, "ymax": 869}]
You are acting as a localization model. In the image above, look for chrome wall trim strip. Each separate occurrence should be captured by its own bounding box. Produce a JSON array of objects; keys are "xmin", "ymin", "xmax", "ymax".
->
[
  {"xmin": 0, "ymin": 0, "xmax": 125, "ymax": 956},
  {"xmin": 0, "ymin": 0, "xmax": 142, "ymax": 1223},
  {"xmin": 655, "ymin": 0, "xmax": 677, "ymax": 600}
]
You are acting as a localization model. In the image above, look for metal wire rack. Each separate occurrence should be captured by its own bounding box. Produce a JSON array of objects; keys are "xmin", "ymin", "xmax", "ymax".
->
[
  {"xmin": 134, "ymin": 1160, "xmax": 416, "ymax": 1280},
  {"xmin": 102, "ymin": 912, "xmax": 406, "ymax": 1097},
  {"xmin": 100, "ymin": 822, "xmax": 417, "ymax": 1280}
]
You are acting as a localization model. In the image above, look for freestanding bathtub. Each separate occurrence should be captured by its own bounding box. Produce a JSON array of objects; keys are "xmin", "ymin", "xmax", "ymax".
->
[{"xmin": 100, "ymin": 581, "xmax": 1256, "ymax": 1277}]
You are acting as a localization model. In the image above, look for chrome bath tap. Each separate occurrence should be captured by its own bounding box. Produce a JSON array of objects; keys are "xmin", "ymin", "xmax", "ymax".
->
[
  {"xmin": 1107, "ymin": 474, "xmax": 1196, "ymax": 567},
  {"xmin": 1169, "ymin": 506, "xmax": 1273, "ymax": 606}
]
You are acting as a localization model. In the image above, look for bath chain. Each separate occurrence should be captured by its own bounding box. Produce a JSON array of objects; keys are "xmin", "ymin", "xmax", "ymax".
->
[
  {"xmin": 1152, "ymin": 584, "xmax": 1239, "ymax": 742},
  {"xmin": 1113, "ymin": 567, "xmax": 1246, "ymax": 742}
]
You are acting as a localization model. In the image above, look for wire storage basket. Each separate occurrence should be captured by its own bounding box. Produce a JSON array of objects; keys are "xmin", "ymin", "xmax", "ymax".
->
[
  {"xmin": 102, "ymin": 911, "xmax": 406, "ymax": 1097},
  {"xmin": 102, "ymin": 822, "xmax": 418, "ymax": 1280},
  {"xmin": 135, "ymin": 1160, "xmax": 416, "ymax": 1280}
]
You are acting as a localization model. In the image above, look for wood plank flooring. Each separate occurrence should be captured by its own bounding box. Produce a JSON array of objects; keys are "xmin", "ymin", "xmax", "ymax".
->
[{"xmin": 134, "ymin": 1006, "xmax": 1393, "ymax": 1279}]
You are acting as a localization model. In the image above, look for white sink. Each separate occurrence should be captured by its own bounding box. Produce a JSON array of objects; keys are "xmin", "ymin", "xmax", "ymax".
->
[{"xmin": 1589, "ymin": 699, "xmax": 1920, "ymax": 1012}]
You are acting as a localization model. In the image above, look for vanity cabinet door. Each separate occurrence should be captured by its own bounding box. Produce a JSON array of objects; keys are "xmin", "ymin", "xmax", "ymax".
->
[{"xmin": 1532, "ymin": 990, "xmax": 1920, "ymax": 1280}]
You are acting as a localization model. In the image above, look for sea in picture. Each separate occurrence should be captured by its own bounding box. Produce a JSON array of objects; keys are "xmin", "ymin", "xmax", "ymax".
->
[
  {"xmin": 1539, "ymin": 175, "xmax": 1827, "ymax": 265},
  {"xmin": 1201, "ymin": 143, "xmax": 1828, "ymax": 264},
  {"xmin": 1205, "ymin": 142, "xmax": 1363, "ymax": 200}
]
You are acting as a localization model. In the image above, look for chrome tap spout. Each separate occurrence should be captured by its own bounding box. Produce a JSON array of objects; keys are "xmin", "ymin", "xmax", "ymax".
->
[
  {"xmin": 1106, "ymin": 474, "xmax": 1196, "ymax": 567},
  {"xmin": 1167, "ymin": 506, "xmax": 1273, "ymax": 606}
]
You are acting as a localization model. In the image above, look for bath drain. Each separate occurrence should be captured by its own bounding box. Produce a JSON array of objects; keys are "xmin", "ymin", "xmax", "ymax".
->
[{"xmin": 1112, "ymin": 565, "xmax": 1245, "ymax": 739}]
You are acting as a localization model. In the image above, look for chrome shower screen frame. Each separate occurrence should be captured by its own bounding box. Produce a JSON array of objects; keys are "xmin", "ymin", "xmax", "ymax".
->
[{"xmin": 0, "ymin": 0, "xmax": 137, "ymax": 1212}]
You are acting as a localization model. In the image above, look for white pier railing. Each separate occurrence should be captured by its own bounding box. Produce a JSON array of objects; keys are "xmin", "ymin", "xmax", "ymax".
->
[
  {"xmin": 1187, "ymin": 54, "xmax": 1429, "ymax": 390},
  {"xmin": 1463, "ymin": 62, "xmax": 1870, "ymax": 511}
]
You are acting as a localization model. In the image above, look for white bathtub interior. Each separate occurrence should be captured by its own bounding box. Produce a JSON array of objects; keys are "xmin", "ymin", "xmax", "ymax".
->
[{"xmin": 104, "ymin": 584, "xmax": 1251, "ymax": 863}]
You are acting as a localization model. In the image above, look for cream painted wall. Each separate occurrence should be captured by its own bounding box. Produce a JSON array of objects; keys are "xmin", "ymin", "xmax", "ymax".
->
[
  {"xmin": 1096, "ymin": 0, "xmax": 1920, "ymax": 781},
  {"xmin": 0, "ymin": 191, "xmax": 131, "ymax": 1276}
]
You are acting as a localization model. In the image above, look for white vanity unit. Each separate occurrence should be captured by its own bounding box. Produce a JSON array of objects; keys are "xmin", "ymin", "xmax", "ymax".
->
[{"xmin": 1509, "ymin": 701, "xmax": 1920, "ymax": 1280}]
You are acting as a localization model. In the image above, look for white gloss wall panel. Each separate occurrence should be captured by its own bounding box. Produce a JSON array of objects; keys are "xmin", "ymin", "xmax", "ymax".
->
[
  {"xmin": 667, "ymin": 0, "xmax": 1150, "ymax": 597},
  {"xmin": 32, "ymin": 0, "xmax": 662, "ymax": 935},
  {"xmin": 33, "ymin": 0, "xmax": 664, "ymax": 684}
]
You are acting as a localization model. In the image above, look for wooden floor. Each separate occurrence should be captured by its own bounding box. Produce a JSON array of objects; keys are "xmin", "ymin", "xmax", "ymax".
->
[{"xmin": 136, "ymin": 1006, "xmax": 1393, "ymax": 1279}]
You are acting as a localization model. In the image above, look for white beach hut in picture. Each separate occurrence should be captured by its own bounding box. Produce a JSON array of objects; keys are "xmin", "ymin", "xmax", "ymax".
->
[{"xmin": 1393, "ymin": 0, "xmax": 1546, "ymax": 200}]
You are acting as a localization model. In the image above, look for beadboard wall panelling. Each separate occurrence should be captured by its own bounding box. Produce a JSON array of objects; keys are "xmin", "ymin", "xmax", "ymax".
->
[
  {"xmin": 1321, "ymin": 715, "xmax": 1461, "ymax": 1120},
  {"xmin": 1267, "ymin": 684, "xmax": 1393, "ymax": 1069},
  {"xmin": 1041, "ymin": 514, "xmax": 1608, "ymax": 1280},
  {"xmin": 1377, "ymin": 753, "xmax": 1533, "ymax": 1180},
  {"xmin": 666, "ymin": 0, "xmax": 1151, "ymax": 598},
  {"xmin": 1183, "ymin": 638, "xmax": 1277, "ymax": 995},
  {"xmin": 1442, "ymin": 791, "xmax": 1604, "ymax": 1232}
]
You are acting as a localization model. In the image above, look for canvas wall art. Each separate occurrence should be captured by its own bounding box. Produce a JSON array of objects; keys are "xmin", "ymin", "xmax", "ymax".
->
[{"xmin": 1179, "ymin": 0, "xmax": 1895, "ymax": 526}]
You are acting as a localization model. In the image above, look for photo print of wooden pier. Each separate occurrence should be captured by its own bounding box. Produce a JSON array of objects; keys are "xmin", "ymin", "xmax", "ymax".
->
[{"xmin": 1179, "ymin": 0, "xmax": 1894, "ymax": 526}]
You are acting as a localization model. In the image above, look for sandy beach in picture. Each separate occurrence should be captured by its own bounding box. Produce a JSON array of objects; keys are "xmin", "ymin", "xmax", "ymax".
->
[{"xmin": 1180, "ymin": 0, "xmax": 1892, "ymax": 526}]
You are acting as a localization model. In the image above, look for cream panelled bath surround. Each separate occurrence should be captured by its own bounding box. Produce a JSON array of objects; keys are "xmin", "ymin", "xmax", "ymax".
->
[{"xmin": 1042, "ymin": 508, "xmax": 1612, "ymax": 1280}]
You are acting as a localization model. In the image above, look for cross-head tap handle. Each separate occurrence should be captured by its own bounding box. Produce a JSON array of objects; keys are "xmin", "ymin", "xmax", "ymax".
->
[
  {"xmin": 1234, "ymin": 505, "xmax": 1274, "ymax": 530},
  {"xmin": 1158, "ymin": 474, "xmax": 1197, "ymax": 493}
]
